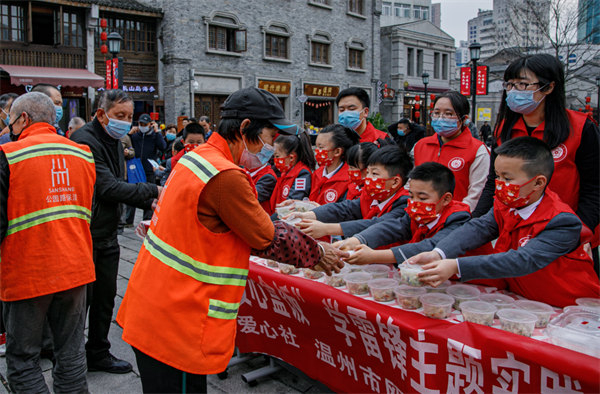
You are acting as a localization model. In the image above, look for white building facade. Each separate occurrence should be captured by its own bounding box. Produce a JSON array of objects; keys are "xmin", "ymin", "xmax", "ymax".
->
[{"xmin": 381, "ymin": 0, "xmax": 432, "ymax": 26}]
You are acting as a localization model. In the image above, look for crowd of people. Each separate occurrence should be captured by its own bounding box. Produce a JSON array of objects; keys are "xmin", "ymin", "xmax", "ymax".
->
[{"xmin": 0, "ymin": 53, "xmax": 598, "ymax": 393}]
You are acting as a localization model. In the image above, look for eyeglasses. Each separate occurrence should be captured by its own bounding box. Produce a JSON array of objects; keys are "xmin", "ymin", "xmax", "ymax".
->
[
  {"xmin": 502, "ymin": 81, "xmax": 541, "ymax": 91},
  {"xmin": 430, "ymin": 112, "xmax": 458, "ymax": 120}
]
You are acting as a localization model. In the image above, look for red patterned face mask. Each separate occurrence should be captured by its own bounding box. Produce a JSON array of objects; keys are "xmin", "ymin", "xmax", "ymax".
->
[
  {"xmin": 495, "ymin": 177, "xmax": 537, "ymax": 209},
  {"xmin": 184, "ymin": 143, "xmax": 199, "ymax": 153},
  {"xmin": 406, "ymin": 199, "xmax": 439, "ymax": 225},
  {"xmin": 315, "ymin": 149, "xmax": 334, "ymax": 167},
  {"xmin": 348, "ymin": 169, "xmax": 364, "ymax": 186},
  {"xmin": 274, "ymin": 157, "xmax": 292, "ymax": 173},
  {"xmin": 364, "ymin": 177, "xmax": 393, "ymax": 201}
]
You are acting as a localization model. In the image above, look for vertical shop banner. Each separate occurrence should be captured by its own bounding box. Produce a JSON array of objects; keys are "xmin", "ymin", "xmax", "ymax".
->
[
  {"xmin": 476, "ymin": 66, "xmax": 488, "ymax": 95},
  {"xmin": 105, "ymin": 60, "xmax": 112, "ymax": 89},
  {"xmin": 460, "ymin": 67, "xmax": 471, "ymax": 96},
  {"xmin": 112, "ymin": 58, "xmax": 119, "ymax": 90}
]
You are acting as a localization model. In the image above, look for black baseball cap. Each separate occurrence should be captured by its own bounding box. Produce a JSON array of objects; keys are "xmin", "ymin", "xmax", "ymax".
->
[
  {"xmin": 138, "ymin": 113, "xmax": 152, "ymax": 124},
  {"xmin": 220, "ymin": 87, "xmax": 299, "ymax": 135}
]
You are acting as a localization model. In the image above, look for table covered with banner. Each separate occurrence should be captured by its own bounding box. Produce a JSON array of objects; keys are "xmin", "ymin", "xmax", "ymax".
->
[{"xmin": 235, "ymin": 258, "xmax": 600, "ymax": 393}]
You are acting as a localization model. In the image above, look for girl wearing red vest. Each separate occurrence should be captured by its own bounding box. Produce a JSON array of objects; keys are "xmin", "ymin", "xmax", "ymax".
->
[
  {"xmin": 416, "ymin": 137, "xmax": 599, "ymax": 307},
  {"xmin": 346, "ymin": 142, "xmax": 378, "ymax": 200},
  {"xmin": 269, "ymin": 131, "xmax": 315, "ymax": 213},
  {"xmin": 248, "ymin": 164, "xmax": 277, "ymax": 214},
  {"xmin": 310, "ymin": 124, "xmax": 359, "ymax": 205},
  {"xmin": 472, "ymin": 54, "xmax": 599, "ymax": 274},
  {"xmin": 413, "ymin": 91, "xmax": 489, "ymax": 212}
]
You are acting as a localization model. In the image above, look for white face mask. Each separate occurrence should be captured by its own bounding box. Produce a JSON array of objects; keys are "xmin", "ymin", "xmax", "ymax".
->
[{"xmin": 139, "ymin": 125, "xmax": 151, "ymax": 134}]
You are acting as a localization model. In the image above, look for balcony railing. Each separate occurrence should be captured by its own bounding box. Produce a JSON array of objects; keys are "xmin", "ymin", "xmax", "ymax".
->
[{"xmin": 0, "ymin": 42, "xmax": 86, "ymax": 69}]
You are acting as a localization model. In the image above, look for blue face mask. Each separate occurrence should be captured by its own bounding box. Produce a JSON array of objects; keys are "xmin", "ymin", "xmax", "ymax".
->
[
  {"xmin": 431, "ymin": 118, "xmax": 461, "ymax": 138},
  {"xmin": 166, "ymin": 133, "xmax": 176, "ymax": 141},
  {"xmin": 105, "ymin": 116, "xmax": 132, "ymax": 139},
  {"xmin": 55, "ymin": 105, "xmax": 63, "ymax": 123},
  {"xmin": 1, "ymin": 108, "xmax": 9, "ymax": 127},
  {"xmin": 397, "ymin": 128, "xmax": 406, "ymax": 137},
  {"xmin": 505, "ymin": 89, "xmax": 545, "ymax": 115},
  {"xmin": 338, "ymin": 110, "xmax": 364, "ymax": 130},
  {"xmin": 239, "ymin": 137, "xmax": 275, "ymax": 169}
]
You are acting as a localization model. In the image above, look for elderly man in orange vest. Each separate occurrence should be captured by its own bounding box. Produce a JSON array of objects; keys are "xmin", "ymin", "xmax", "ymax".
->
[{"xmin": 0, "ymin": 92, "xmax": 96, "ymax": 393}]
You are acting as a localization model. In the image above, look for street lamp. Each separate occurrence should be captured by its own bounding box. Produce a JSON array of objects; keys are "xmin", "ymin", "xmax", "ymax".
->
[
  {"xmin": 596, "ymin": 76, "xmax": 600, "ymax": 122},
  {"xmin": 107, "ymin": 32, "xmax": 122, "ymax": 89},
  {"xmin": 189, "ymin": 68, "xmax": 200, "ymax": 118},
  {"xmin": 469, "ymin": 42, "xmax": 481, "ymax": 126},
  {"xmin": 422, "ymin": 72, "xmax": 429, "ymax": 126}
]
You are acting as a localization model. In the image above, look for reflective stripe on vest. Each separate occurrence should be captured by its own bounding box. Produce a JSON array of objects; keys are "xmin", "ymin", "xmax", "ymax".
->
[
  {"xmin": 208, "ymin": 299, "xmax": 240, "ymax": 320},
  {"xmin": 4, "ymin": 143, "xmax": 94, "ymax": 165},
  {"xmin": 143, "ymin": 229, "xmax": 248, "ymax": 286},
  {"xmin": 6, "ymin": 204, "xmax": 92, "ymax": 236},
  {"xmin": 178, "ymin": 151, "xmax": 220, "ymax": 184}
]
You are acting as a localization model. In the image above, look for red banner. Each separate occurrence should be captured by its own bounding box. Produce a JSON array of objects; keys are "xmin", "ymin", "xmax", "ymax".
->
[
  {"xmin": 105, "ymin": 60, "xmax": 112, "ymax": 89},
  {"xmin": 236, "ymin": 261, "xmax": 600, "ymax": 393},
  {"xmin": 112, "ymin": 58, "xmax": 119, "ymax": 90},
  {"xmin": 460, "ymin": 67, "xmax": 471, "ymax": 96},
  {"xmin": 476, "ymin": 65, "xmax": 488, "ymax": 96}
]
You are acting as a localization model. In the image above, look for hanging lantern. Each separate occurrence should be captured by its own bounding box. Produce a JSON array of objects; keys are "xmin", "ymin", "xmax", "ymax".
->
[
  {"xmin": 585, "ymin": 96, "xmax": 591, "ymax": 103},
  {"xmin": 100, "ymin": 31, "xmax": 107, "ymax": 41},
  {"xmin": 430, "ymin": 102, "xmax": 434, "ymax": 109},
  {"xmin": 578, "ymin": 108, "xmax": 583, "ymax": 112},
  {"xmin": 430, "ymin": 94, "xmax": 436, "ymax": 101},
  {"xmin": 100, "ymin": 44, "xmax": 108, "ymax": 54},
  {"xmin": 100, "ymin": 18, "xmax": 108, "ymax": 28},
  {"xmin": 414, "ymin": 111, "xmax": 421, "ymax": 118},
  {"xmin": 414, "ymin": 103, "xmax": 420, "ymax": 110},
  {"xmin": 415, "ymin": 95, "xmax": 421, "ymax": 101},
  {"xmin": 585, "ymin": 104, "xmax": 591, "ymax": 111}
]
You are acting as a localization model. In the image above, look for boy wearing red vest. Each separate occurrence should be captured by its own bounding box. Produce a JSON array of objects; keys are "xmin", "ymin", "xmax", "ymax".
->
[
  {"xmin": 295, "ymin": 145, "xmax": 411, "ymax": 239},
  {"xmin": 248, "ymin": 163, "xmax": 277, "ymax": 214},
  {"xmin": 345, "ymin": 162, "xmax": 474, "ymax": 265},
  {"xmin": 413, "ymin": 137, "xmax": 600, "ymax": 307}
]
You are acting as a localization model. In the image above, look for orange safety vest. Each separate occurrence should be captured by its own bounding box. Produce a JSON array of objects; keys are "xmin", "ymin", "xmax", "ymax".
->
[
  {"xmin": 0, "ymin": 123, "xmax": 96, "ymax": 301},
  {"xmin": 117, "ymin": 133, "xmax": 252, "ymax": 375}
]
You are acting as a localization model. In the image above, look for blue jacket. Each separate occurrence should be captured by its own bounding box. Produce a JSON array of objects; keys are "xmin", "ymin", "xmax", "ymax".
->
[{"xmin": 131, "ymin": 131, "xmax": 167, "ymax": 181}]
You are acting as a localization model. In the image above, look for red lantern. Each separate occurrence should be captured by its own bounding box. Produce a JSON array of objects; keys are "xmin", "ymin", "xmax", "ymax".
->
[
  {"xmin": 415, "ymin": 95, "xmax": 421, "ymax": 101},
  {"xmin": 414, "ymin": 111, "xmax": 421, "ymax": 118},
  {"xmin": 430, "ymin": 103, "xmax": 434, "ymax": 109},
  {"xmin": 585, "ymin": 104, "xmax": 591, "ymax": 111},
  {"xmin": 100, "ymin": 19, "xmax": 107, "ymax": 28},
  {"xmin": 100, "ymin": 31, "xmax": 107, "ymax": 41},
  {"xmin": 430, "ymin": 94, "xmax": 436, "ymax": 101},
  {"xmin": 414, "ymin": 103, "xmax": 421, "ymax": 110},
  {"xmin": 578, "ymin": 108, "xmax": 583, "ymax": 112},
  {"xmin": 100, "ymin": 44, "xmax": 108, "ymax": 54},
  {"xmin": 585, "ymin": 96, "xmax": 591, "ymax": 103}
]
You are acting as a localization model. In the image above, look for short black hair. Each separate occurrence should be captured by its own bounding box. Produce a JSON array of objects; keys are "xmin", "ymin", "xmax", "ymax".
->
[
  {"xmin": 182, "ymin": 123, "xmax": 206, "ymax": 141},
  {"xmin": 275, "ymin": 132, "xmax": 316, "ymax": 170},
  {"xmin": 367, "ymin": 145, "xmax": 413, "ymax": 182},
  {"xmin": 96, "ymin": 89, "xmax": 133, "ymax": 112},
  {"xmin": 409, "ymin": 162, "xmax": 455, "ymax": 196},
  {"xmin": 494, "ymin": 136, "xmax": 554, "ymax": 181},
  {"xmin": 188, "ymin": 117, "xmax": 198, "ymax": 123},
  {"xmin": 319, "ymin": 124, "xmax": 360, "ymax": 160},
  {"xmin": 432, "ymin": 90, "xmax": 470, "ymax": 119},
  {"xmin": 335, "ymin": 87, "xmax": 370, "ymax": 109},
  {"xmin": 173, "ymin": 137, "xmax": 185, "ymax": 153},
  {"xmin": 0, "ymin": 92, "xmax": 18, "ymax": 109},
  {"xmin": 217, "ymin": 118, "xmax": 273, "ymax": 143},
  {"xmin": 397, "ymin": 118, "xmax": 410, "ymax": 126},
  {"xmin": 347, "ymin": 142, "xmax": 377, "ymax": 170},
  {"xmin": 199, "ymin": 116, "xmax": 210, "ymax": 123},
  {"xmin": 32, "ymin": 83, "xmax": 60, "ymax": 97}
]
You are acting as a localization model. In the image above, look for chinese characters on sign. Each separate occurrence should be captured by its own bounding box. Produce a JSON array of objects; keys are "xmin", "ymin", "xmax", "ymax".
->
[
  {"xmin": 460, "ymin": 67, "xmax": 471, "ymax": 96},
  {"xmin": 258, "ymin": 80, "xmax": 291, "ymax": 95},
  {"xmin": 460, "ymin": 66, "xmax": 488, "ymax": 96},
  {"xmin": 303, "ymin": 84, "xmax": 340, "ymax": 98},
  {"xmin": 121, "ymin": 85, "xmax": 156, "ymax": 93}
]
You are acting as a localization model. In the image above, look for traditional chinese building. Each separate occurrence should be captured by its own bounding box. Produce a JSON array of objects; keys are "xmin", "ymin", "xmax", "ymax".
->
[
  {"xmin": 139, "ymin": 0, "xmax": 381, "ymax": 128},
  {"xmin": 0, "ymin": 0, "xmax": 161, "ymax": 129}
]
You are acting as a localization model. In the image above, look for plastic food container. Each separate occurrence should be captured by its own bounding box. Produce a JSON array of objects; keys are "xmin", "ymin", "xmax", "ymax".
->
[
  {"xmin": 514, "ymin": 300, "xmax": 554, "ymax": 328},
  {"xmin": 278, "ymin": 263, "xmax": 299, "ymax": 275},
  {"xmin": 294, "ymin": 200, "xmax": 318, "ymax": 212},
  {"xmin": 461, "ymin": 300, "xmax": 497, "ymax": 326},
  {"xmin": 399, "ymin": 263, "xmax": 425, "ymax": 287},
  {"xmin": 497, "ymin": 308, "xmax": 537, "ymax": 337},
  {"xmin": 424, "ymin": 280, "xmax": 451, "ymax": 293},
  {"xmin": 344, "ymin": 272, "xmax": 372, "ymax": 295},
  {"xmin": 480, "ymin": 293, "xmax": 515, "ymax": 313},
  {"xmin": 575, "ymin": 298, "xmax": 600, "ymax": 313},
  {"xmin": 545, "ymin": 310, "xmax": 600, "ymax": 358},
  {"xmin": 394, "ymin": 285, "xmax": 426, "ymax": 310},
  {"xmin": 275, "ymin": 206, "xmax": 294, "ymax": 219},
  {"xmin": 303, "ymin": 268, "xmax": 324, "ymax": 280},
  {"xmin": 325, "ymin": 266, "xmax": 350, "ymax": 288},
  {"xmin": 265, "ymin": 259, "xmax": 279, "ymax": 268},
  {"xmin": 364, "ymin": 264, "xmax": 392, "ymax": 279},
  {"xmin": 420, "ymin": 293, "xmax": 454, "ymax": 319},
  {"xmin": 368, "ymin": 278, "xmax": 397, "ymax": 302},
  {"xmin": 446, "ymin": 284, "xmax": 480, "ymax": 310}
]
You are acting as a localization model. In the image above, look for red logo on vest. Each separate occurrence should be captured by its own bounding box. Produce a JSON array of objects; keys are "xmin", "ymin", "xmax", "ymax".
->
[
  {"xmin": 325, "ymin": 189, "xmax": 338, "ymax": 203},
  {"xmin": 282, "ymin": 185, "xmax": 290, "ymax": 198},
  {"xmin": 448, "ymin": 157, "xmax": 465, "ymax": 171},
  {"xmin": 519, "ymin": 236, "xmax": 531, "ymax": 247},
  {"xmin": 551, "ymin": 144, "xmax": 567, "ymax": 162}
]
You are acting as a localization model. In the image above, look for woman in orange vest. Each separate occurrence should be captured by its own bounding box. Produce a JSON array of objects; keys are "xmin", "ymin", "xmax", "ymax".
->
[
  {"xmin": 117, "ymin": 87, "xmax": 345, "ymax": 393},
  {"xmin": 472, "ymin": 54, "xmax": 600, "ymax": 273},
  {"xmin": 309, "ymin": 124, "xmax": 360, "ymax": 205}
]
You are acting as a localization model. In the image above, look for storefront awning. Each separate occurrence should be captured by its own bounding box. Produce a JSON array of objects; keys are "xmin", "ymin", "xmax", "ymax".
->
[{"xmin": 0, "ymin": 65, "xmax": 104, "ymax": 88}]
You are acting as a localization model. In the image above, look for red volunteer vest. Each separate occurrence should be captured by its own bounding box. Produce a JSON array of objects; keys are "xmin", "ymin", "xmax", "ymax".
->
[
  {"xmin": 269, "ymin": 162, "xmax": 311, "ymax": 212},
  {"xmin": 359, "ymin": 188, "xmax": 408, "ymax": 219},
  {"xmin": 413, "ymin": 130, "xmax": 486, "ymax": 202},
  {"xmin": 0, "ymin": 123, "xmax": 96, "ymax": 301},
  {"xmin": 248, "ymin": 164, "xmax": 277, "ymax": 214},
  {"xmin": 492, "ymin": 190, "xmax": 599, "ymax": 307},
  {"xmin": 359, "ymin": 122, "xmax": 389, "ymax": 143},
  {"xmin": 347, "ymin": 183, "xmax": 362, "ymax": 200},
  {"xmin": 310, "ymin": 162, "xmax": 351, "ymax": 205},
  {"xmin": 117, "ymin": 134, "xmax": 253, "ymax": 374},
  {"xmin": 495, "ymin": 109, "xmax": 586, "ymax": 211}
]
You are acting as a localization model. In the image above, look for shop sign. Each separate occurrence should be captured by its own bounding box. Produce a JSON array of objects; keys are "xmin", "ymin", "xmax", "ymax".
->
[
  {"xmin": 477, "ymin": 107, "xmax": 492, "ymax": 121},
  {"xmin": 122, "ymin": 85, "xmax": 156, "ymax": 93},
  {"xmin": 476, "ymin": 66, "xmax": 488, "ymax": 96},
  {"xmin": 304, "ymin": 84, "xmax": 339, "ymax": 98},
  {"xmin": 460, "ymin": 67, "xmax": 471, "ymax": 96},
  {"xmin": 258, "ymin": 80, "xmax": 290, "ymax": 95}
]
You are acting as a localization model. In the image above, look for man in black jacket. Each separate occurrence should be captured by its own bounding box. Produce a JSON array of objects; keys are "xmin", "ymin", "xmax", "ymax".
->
[
  {"xmin": 387, "ymin": 118, "xmax": 425, "ymax": 151},
  {"xmin": 71, "ymin": 89, "xmax": 160, "ymax": 374}
]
